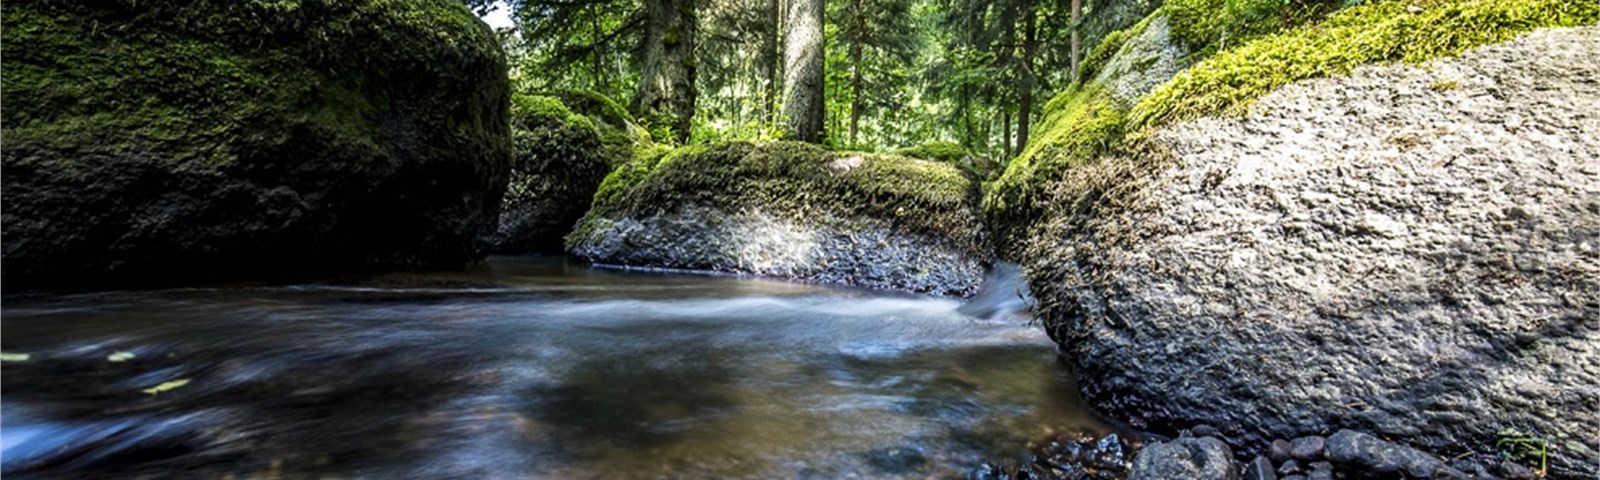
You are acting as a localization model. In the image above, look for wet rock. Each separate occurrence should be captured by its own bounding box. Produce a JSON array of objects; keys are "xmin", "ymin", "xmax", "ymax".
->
[
  {"xmin": 968, "ymin": 462, "xmax": 1003, "ymax": 480},
  {"xmin": 1280, "ymin": 476, "xmax": 1305, "ymax": 480},
  {"xmin": 1244, "ymin": 455, "xmax": 1277, "ymax": 480},
  {"xmin": 1289, "ymin": 436, "xmax": 1326, "ymax": 461},
  {"xmin": 1326, "ymin": 430, "xmax": 1467, "ymax": 478},
  {"xmin": 862, "ymin": 446, "xmax": 927, "ymax": 473},
  {"xmin": 1190, "ymin": 425, "xmax": 1220, "ymax": 438},
  {"xmin": 1129, "ymin": 437, "xmax": 1238, "ymax": 480},
  {"xmin": 1499, "ymin": 460, "xmax": 1538, "ymax": 480},
  {"xmin": 1268, "ymin": 440, "xmax": 1293, "ymax": 463}
]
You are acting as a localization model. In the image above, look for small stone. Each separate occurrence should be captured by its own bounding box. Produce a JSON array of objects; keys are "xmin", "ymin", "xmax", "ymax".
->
[
  {"xmin": 1245, "ymin": 455, "xmax": 1277, "ymax": 480},
  {"xmin": 1306, "ymin": 461, "xmax": 1334, "ymax": 480},
  {"xmin": 1277, "ymin": 459, "xmax": 1302, "ymax": 475},
  {"xmin": 1191, "ymin": 424, "xmax": 1220, "ymax": 437},
  {"xmin": 1325, "ymin": 429, "xmax": 1467, "ymax": 478},
  {"xmin": 1279, "ymin": 477, "xmax": 1305, "ymax": 480},
  {"xmin": 1289, "ymin": 436, "xmax": 1327, "ymax": 461},
  {"xmin": 1129, "ymin": 437, "xmax": 1238, "ymax": 480},
  {"xmin": 1268, "ymin": 440, "xmax": 1293, "ymax": 462}
]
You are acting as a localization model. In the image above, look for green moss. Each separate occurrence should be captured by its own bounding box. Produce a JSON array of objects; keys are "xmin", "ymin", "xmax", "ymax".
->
[
  {"xmin": 983, "ymin": 84, "xmax": 1126, "ymax": 251},
  {"xmin": 1077, "ymin": 14, "xmax": 1152, "ymax": 84},
  {"xmin": 1131, "ymin": 0, "xmax": 1599, "ymax": 129},
  {"xmin": 1164, "ymin": 0, "xmax": 1340, "ymax": 58},
  {"xmin": 2, "ymin": 0, "xmax": 505, "ymax": 172},
  {"xmin": 578, "ymin": 142, "xmax": 979, "ymax": 247},
  {"xmin": 550, "ymin": 90, "xmax": 652, "ymax": 167},
  {"xmin": 893, "ymin": 141, "xmax": 970, "ymax": 164}
]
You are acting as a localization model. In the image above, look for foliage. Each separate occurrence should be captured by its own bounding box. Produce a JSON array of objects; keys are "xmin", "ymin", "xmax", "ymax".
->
[
  {"xmin": 1131, "ymin": 0, "xmax": 1599, "ymax": 128},
  {"xmin": 1497, "ymin": 429, "xmax": 1549, "ymax": 478},
  {"xmin": 982, "ymin": 84, "xmax": 1124, "ymax": 248},
  {"xmin": 1164, "ymin": 0, "xmax": 1339, "ymax": 57},
  {"xmin": 893, "ymin": 141, "xmax": 970, "ymax": 164}
]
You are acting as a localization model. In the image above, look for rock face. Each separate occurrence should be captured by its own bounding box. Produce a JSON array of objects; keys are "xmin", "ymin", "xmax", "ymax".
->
[
  {"xmin": 1088, "ymin": 14, "xmax": 1189, "ymax": 107},
  {"xmin": 1129, "ymin": 437, "xmax": 1238, "ymax": 480},
  {"xmin": 1029, "ymin": 27, "xmax": 1600, "ymax": 476},
  {"xmin": 2, "ymin": 0, "xmax": 510, "ymax": 288},
  {"xmin": 569, "ymin": 142, "xmax": 989, "ymax": 296}
]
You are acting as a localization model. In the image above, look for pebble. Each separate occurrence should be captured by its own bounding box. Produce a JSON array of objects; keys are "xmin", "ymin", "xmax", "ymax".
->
[
  {"xmin": 1306, "ymin": 461, "xmax": 1334, "ymax": 480},
  {"xmin": 1289, "ymin": 436, "xmax": 1327, "ymax": 461},
  {"xmin": 1245, "ymin": 455, "xmax": 1277, "ymax": 480},
  {"xmin": 1268, "ymin": 439, "xmax": 1293, "ymax": 462}
]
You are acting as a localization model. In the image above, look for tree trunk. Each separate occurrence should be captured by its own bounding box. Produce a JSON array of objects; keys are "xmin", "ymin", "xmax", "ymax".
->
[
  {"xmin": 848, "ymin": 0, "xmax": 864, "ymax": 146},
  {"xmin": 765, "ymin": 0, "xmax": 783, "ymax": 123},
  {"xmin": 1002, "ymin": 108, "xmax": 1012, "ymax": 159},
  {"xmin": 781, "ymin": 0, "xmax": 825, "ymax": 143},
  {"xmin": 1018, "ymin": 0, "xmax": 1036, "ymax": 152},
  {"xmin": 590, "ymin": 2, "xmax": 605, "ymax": 92},
  {"xmin": 1069, "ymin": 0, "xmax": 1081, "ymax": 79},
  {"xmin": 633, "ymin": 0, "xmax": 697, "ymax": 144}
]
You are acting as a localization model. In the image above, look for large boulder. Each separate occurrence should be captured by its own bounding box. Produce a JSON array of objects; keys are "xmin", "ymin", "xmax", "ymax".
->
[
  {"xmin": 568, "ymin": 142, "xmax": 989, "ymax": 296},
  {"xmin": 1027, "ymin": 25, "xmax": 1600, "ymax": 477},
  {"xmin": 1, "ymin": 0, "xmax": 510, "ymax": 288},
  {"xmin": 489, "ymin": 94, "xmax": 613, "ymax": 253}
]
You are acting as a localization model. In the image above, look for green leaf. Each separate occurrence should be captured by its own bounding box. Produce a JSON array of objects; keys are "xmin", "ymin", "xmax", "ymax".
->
[
  {"xmin": 0, "ymin": 352, "xmax": 30, "ymax": 362},
  {"xmin": 143, "ymin": 378, "xmax": 191, "ymax": 395},
  {"xmin": 108, "ymin": 351, "xmax": 136, "ymax": 362}
]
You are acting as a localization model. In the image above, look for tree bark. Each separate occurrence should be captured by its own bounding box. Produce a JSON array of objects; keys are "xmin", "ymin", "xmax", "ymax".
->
[
  {"xmin": 765, "ymin": 0, "xmax": 783, "ymax": 123},
  {"xmin": 1018, "ymin": 0, "xmax": 1036, "ymax": 152},
  {"xmin": 848, "ymin": 0, "xmax": 864, "ymax": 146},
  {"xmin": 633, "ymin": 0, "xmax": 697, "ymax": 144},
  {"xmin": 781, "ymin": 0, "xmax": 825, "ymax": 143},
  {"xmin": 1069, "ymin": 0, "xmax": 1081, "ymax": 79}
]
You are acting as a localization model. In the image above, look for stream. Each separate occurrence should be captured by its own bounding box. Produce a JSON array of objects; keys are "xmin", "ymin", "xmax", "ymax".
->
[{"xmin": 1, "ymin": 257, "xmax": 1115, "ymax": 479}]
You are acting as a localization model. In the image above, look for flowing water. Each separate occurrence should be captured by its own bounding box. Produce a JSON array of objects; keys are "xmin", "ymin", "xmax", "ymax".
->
[{"xmin": 0, "ymin": 257, "xmax": 1114, "ymax": 479}]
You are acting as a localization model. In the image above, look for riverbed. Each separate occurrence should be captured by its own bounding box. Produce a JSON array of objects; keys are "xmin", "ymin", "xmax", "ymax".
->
[{"xmin": 1, "ymin": 257, "xmax": 1113, "ymax": 478}]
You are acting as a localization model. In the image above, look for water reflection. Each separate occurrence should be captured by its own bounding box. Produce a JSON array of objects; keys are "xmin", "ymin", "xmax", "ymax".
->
[{"xmin": 1, "ymin": 257, "xmax": 1113, "ymax": 478}]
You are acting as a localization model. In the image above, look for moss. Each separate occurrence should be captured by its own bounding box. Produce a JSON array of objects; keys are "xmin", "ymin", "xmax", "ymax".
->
[
  {"xmin": 893, "ymin": 141, "xmax": 969, "ymax": 164},
  {"xmin": 1164, "ymin": 0, "xmax": 1340, "ymax": 58},
  {"xmin": 1077, "ymin": 15, "xmax": 1151, "ymax": 84},
  {"xmin": 550, "ymin": 90, "xmax": 652, "ymax": 167},
  {"xmin": 1131, "ymin": 0, "xmax": 1599, "ymax": 128},
  {"xmin": 577, "ymin": 142, "xmax": 980, "ymax": 249},
  {"xmin": 496, "ymin": 93, "xmax": 608, "ymax": 252},
  {"xmin": 983, "ymin": 84, "xmax": 1126, "ymax": 253},
  {"xmin": 2, "ymin": 0, "xmax": 504, "ymax": 173}
]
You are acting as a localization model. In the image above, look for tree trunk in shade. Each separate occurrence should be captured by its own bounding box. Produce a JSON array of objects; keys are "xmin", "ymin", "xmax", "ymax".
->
[
  {"xmin": 633, "ymin": 0, "xmax": 697, "ymax": 144},
  {"xmin": 781, "ymin": 0, "xmax": 825, "ymax": 143}
]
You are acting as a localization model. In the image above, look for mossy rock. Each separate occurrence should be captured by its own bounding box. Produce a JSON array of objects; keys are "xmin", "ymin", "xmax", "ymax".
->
[
  {"xmin": 569, "ymin": 142, "xmax": 991, "ymax": 296},
  {"xmin": 490, "ymin": 94, "xmax": 608, "ymax": 253},
  {"xmin": 1, "ymin": 0, "xmax": 510, "ymax": 288},
  {"xmin": 892, "ymin": 141, "xmax": 999, "ymax": 180}
]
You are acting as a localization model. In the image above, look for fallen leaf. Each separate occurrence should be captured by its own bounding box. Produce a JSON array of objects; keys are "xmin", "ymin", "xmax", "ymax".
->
[
  {"xmin": 108, "ymin": 351, "xmax": 137, "ymax": 362},
  {"xmin": 143, "ymin": 378, "xmax": 191, "ymax": 395},
  {"xmin": 0, "ymin": 352, "xmax": 30, "ymax": 362}
]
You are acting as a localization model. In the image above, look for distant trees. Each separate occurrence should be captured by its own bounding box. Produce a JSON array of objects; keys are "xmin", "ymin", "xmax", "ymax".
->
[{"xmin": 481, "ymin": 0, "xmax": 1154, "ymax": 155}]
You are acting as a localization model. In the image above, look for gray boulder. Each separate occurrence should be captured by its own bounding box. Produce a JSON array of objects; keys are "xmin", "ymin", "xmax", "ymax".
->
[
  {"xmin": 1028, "ymin": 27, "xmax": 1600, "ymax": 476},
  {"xmin": 1129, "ymin": 437, "xmax": 1238, "ymax": 480},
  {"xmin": 568, "ymin": 142, "xmax": 989, "ymax": 296}
]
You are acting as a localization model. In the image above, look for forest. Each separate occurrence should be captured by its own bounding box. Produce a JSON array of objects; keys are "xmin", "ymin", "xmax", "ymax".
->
[{"xmin": 467, "ymin": 0, "xmax": 1148, "ymax": 157}]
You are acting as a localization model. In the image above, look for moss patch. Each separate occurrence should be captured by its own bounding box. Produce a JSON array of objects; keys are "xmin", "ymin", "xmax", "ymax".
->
[
  {"xmin": 576, "ymin": 142, "xmax": 981, "ymax": 251},
  {"xmin": 1132, "ymin": 0, "xmax": 1599, "ymax": 128},
  {"xmin": 983, "ymin": 84, "xmax": 1126, "ymax": 253}
]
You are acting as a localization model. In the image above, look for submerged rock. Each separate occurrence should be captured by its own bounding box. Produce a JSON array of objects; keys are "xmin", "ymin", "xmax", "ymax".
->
[
  {"xmin": 2, "ymin": 0, "xmax": 510, "ymax": 288},
  {"xmin": 568, "ymin": 141, "xmax": 989, "ymax": 296},
  {"xmin": 1021, "ymin": 26, "xmax": 1600, "ymax": 477}
]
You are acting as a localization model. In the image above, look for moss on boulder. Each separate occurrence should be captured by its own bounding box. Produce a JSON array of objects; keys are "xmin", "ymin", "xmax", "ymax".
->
[
  {"xmin": 569, "ymin": 142, "xmax": 990, "ymax": 296},
  {"xmin": 892, "ymin": 141, "xmax": 998, "ymax": 180},
  {"xmin": 1, "ymin": 0, "xmax": 510, "ymax": 288}
]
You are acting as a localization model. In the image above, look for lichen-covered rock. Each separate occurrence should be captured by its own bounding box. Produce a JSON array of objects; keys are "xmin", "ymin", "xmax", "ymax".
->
[
  {"xmin": 1028, "ymin": 26, "xmax": 1600, "ymax": 477},
  {"xmin": 1087, "ymin": 14, "xmax": 1189, "ymax": 107},
  {"xmin": 2, "ymin": 0, "xmax": 510, "ymax": 288},
  {"xmin": 568, "ymin": 141, "xmax": 989, "ymax": 296},
  {"xmin": 490, "ymin": 94, "xmax": 609, "ymax": 253}
]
